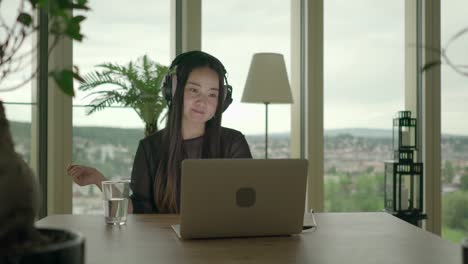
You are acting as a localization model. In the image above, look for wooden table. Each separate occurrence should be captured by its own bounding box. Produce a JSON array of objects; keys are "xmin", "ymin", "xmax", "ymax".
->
[{"xmin": 36, "ymin": 213, "xmax": 461, "ymax": 264}]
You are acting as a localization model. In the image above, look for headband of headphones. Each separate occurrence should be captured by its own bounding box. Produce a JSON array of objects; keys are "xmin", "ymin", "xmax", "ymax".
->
[{"xmin": 162, "ymin": 51, "xmax": 233, "ymax": 112}]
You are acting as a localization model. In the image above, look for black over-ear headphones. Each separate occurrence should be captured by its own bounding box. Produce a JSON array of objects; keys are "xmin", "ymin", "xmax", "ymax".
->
[{"xmin": 162, "ymin": 50, "xmax": 233, "ymax": 112}]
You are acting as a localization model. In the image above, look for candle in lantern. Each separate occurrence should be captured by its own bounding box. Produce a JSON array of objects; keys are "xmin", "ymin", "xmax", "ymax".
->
[{"xmin": 400, "ymin": 186, "xmax": 408, "ymax": 210}]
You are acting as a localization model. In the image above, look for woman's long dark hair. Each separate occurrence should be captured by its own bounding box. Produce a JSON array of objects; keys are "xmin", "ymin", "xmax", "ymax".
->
[{"xmin": 154, "ymin": 52, "xmax": 227, "ymax": 213}]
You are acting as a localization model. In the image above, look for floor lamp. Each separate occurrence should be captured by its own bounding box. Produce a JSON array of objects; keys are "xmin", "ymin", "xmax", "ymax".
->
[{"xmin": 241, "ymin": 53, "xmax": 293, "ymax": 159}]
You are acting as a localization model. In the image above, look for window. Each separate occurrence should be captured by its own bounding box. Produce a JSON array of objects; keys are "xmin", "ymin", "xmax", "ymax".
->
[
  {"xmin": 72, "ymin": 0, "xmax": 170, "ymax": 214},
  {"xmin": 0, "ymin": 1, "xmax": 34, "ymax": 167},
  {"xmin": 440, "ymin": 0, "xmax": 468, "ymax": 243},
  {"xmin": 324, "ymin": 0, "xmax": 405, "ymax": 212},
  {"xmin": 202, "ymin": 0, "xmax": 291, "ymax": 159}
]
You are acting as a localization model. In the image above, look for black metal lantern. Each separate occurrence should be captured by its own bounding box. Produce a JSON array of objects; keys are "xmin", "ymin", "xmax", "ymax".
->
[
  {"xmin": 392, "ymin": 111, "xmax": 417, "ymax": 150},
  {"xmin": 384, "ymin": 111, "xmax": 426, "ymax": 226}
]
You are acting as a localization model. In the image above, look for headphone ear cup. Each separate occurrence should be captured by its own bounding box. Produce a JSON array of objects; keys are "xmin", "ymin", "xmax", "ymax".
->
[
  {"xmin": 222, "ymin": 84, "xmax": 233, "ymax": 112},
  {"xmin": 163, "ymin": 74, "xmax": 172, "ymax": 103},
  {"xmin": 163, "ymin": 74, "xmax": 178, "ymax": 104},
  {"xmin": 223, "ymin": 96, "xmax": 233, "ymax": 112},
  {"xmin": 171, "ymin": 75, "xmax": 177, "ymax": 99}
]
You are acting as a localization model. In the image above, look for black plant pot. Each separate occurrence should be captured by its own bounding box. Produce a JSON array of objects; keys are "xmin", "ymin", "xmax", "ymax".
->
[{"xmin": 1, "ymin": 228, "xmax": 85, "ymax": 264}]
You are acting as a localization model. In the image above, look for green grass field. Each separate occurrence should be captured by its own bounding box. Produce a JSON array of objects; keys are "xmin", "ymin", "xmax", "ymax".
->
[{"xmin": 442, "ymin": 225, "xmax": 467, "ymax": 244}]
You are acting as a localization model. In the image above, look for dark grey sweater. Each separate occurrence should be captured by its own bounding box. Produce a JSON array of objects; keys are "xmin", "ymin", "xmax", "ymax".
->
[{"xmin": 130, "ymin": 127, "xmax": 252, "ymax": 213}]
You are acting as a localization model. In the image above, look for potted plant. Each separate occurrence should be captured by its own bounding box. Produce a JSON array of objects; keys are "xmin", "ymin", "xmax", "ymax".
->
[
  {"xmin": 0, "ymin": 101, "xmax": 85, "ymax": 263},
  {"xmin": 0, "ymin": 0, "xmax": 89, "ymax": 262},
  {"xmin": 78, "ymin": 55, "xmax": 170, "ymax": 136},
  {"xmin": 0, "ymin": 0, "xmax": 89, "ymax": 95}
]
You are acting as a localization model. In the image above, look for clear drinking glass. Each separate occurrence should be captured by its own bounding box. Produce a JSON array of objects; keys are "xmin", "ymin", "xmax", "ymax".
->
[{"xmin": 102, "ymin": 180, "xmax": 131, "ymax": 225}]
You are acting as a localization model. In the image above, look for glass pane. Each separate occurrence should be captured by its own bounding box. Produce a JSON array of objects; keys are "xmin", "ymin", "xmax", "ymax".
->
[
  {"xmin": 0, "ymin": 0, "xmax": 34, "ymax": 168},
  {"xmin": 324, "ymin": 1, "xmax": 404, "ymax": 212},
  {"xmin": 384, "ymin": 162, "xmax": 394, "ymax": 211},
  {"xmin": 441, "ymin": 0, "xmax": 468, "ymax": 243},
  {"xmin": 72, "ymin": 0, "xmax": 170, "ymax": 214},
  {"xmin": 3, "ymin": 104, "xmax": 33, "ymax": 163},
  {"xmin": 202, "ymin": 0, "xmax": 291, "ymax": 159}
]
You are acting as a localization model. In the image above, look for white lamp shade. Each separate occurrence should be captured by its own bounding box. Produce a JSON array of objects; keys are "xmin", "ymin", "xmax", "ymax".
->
[{"xmin": 241, "ymin": 53, "xmax": 293, "ymax": 104}]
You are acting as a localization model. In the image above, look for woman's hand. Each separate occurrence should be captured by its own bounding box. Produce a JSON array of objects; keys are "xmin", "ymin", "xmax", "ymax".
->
[{"xmin": 67, "ymin": 164, "xmax": 106, "ymax": 189}]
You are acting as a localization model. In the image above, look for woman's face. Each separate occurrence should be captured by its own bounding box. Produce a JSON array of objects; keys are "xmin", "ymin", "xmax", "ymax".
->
[{"xmin": 182, "ymin": 66, "xmax": 220, "ymax": 126}]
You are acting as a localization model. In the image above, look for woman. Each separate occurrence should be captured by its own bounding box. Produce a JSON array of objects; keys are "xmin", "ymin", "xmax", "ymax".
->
[{"xmin": 68, "ymin": 51, "xmax": 252, "ymax": 214}]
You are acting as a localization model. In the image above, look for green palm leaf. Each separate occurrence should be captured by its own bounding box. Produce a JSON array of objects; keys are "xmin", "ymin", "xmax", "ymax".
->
[{"xmin": 78, "ymin": 55, "xmax": 170, "ymax": 135}]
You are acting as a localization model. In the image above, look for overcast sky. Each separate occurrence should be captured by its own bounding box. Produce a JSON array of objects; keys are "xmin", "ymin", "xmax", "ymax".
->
[{"xmin": 1, "ymin": 0, "xmax": 467, "ymax": 136}]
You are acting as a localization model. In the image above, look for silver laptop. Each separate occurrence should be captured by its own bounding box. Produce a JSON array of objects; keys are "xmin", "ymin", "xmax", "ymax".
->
[{"xmin": 172, "ymin": 159, "xmax": 308, "ymax": 239}]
